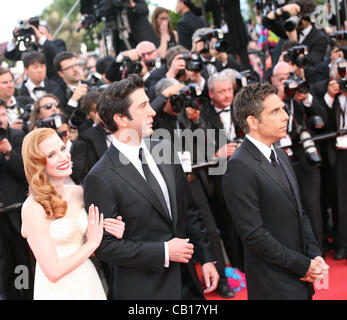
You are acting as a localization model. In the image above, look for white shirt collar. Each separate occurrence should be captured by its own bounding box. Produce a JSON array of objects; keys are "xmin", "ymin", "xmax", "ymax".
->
[
  {"xmin": 246, "ymin": 134, "xmax": 277, "ymax": 163},
  {"xmin": 299, "ymin": 25, "xmax": 312, "ymax": 43},
  {"xmin": 112, "ymin": 136, "xmax": 149, "ymax": 165}
]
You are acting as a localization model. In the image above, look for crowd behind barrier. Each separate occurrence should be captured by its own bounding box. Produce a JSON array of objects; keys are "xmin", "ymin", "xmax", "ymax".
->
[{"xmin": 0, "ymin": 0, "xmax": 347, "ymax": 300}]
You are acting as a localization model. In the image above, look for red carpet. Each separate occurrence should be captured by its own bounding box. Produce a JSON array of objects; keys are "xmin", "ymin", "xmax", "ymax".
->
[{"xmin": 200, "ymin": 251, "xmax": 347, "ymax": 300}]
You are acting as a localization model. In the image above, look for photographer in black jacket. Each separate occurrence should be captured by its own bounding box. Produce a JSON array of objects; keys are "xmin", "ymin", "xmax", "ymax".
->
[
  {"xmin": 262, "ymin": 0, "xmax": 328, "ymax": 65},
  {"xmin": 0, "ymin": 100, "xmax": 33, "ymax": 299}
]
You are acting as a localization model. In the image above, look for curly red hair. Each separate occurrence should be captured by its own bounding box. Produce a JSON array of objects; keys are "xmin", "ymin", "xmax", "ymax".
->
[{"xmin": 22, "ymin": 128, "xmax": 67, "ymax": 219}]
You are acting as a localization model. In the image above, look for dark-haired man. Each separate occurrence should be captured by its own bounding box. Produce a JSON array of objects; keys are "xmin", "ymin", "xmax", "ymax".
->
[
  {"xmin": 20, "ymin": 51, "xmax": 58, "ymax": 101},
  {"xmin": 52, "ymin": 51, "xmax": 88, "ymax": 116},
  {"xmin": 83, "ymin": 74, "xmax": 219, "ymax": 300},
  {"xmin": 222, "ymin": 82, "xmax": 328, "ymax": 300}
]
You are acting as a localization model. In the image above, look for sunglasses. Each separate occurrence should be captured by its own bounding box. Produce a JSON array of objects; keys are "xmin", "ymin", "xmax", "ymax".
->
[{"xmin": 41, "ymin": 102, "xmax": 60, "ymax": 110}]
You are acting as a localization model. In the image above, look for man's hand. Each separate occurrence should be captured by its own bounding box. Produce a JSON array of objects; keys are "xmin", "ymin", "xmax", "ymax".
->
[
  {"xmin": 327, "ymin": 80, "xmax": 341, "ymax": 99},
  {"xmin": 9, "ymin": 119, "xmax": 23, "ymax": 130},
  {"xmin": 122, "ymin": 49, "xmax": 140, "ymax": 62},
  {"xmin": 161, "ymin": 83, "xmax": 185, "ymax": 98},
  {"xmin": 71, "ymin": 83, "xmax": 88, "ymax": 103},
  {"xmin": 300, "ymin": 258, "xmax": 328, "ymax": 283},
  {"xmin": 185, "ymin": 107, "xmax": 200, "ymax": 122},
  {"xmin": 191, "ymin": 37, "xmax": 205, "ymax": 55},
  {"xmin": 201, "ymin": 262, "xmax": 219, "ymax": 294},
  {"xmin": 166, "ymin": 54, "xmax": 186, "ymax": 79},
  {"xmin": 283, "ymin": 3, "xmax": 301, "ymax": 16},
  {"xmin": 215, "ymin": 142, "xmax": 238, "ymax": 159},
  {"xmin": 168, "ymin": 238, "xmax": 194, "ymax": 263},
  {"xmin": 0, "ymin": 138, "xmax": 12, "ymax": 154}
]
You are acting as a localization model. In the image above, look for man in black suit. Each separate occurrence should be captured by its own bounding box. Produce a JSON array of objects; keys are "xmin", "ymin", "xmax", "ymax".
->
[
  {"xmin": 222, "ymin": 82, "xmax": 329, "ymax": 300},
  {"xmin": 20, "ymin": 51, "xmax": 57, "ymax": 101},
  {"xmin": 176, "ymin": 0, "xmax": 205, "ymax": 50},
  {"xmin": 263, "ymin": 0, "xmax": 328, "ymax": 65},
  {"xmin": 0, "ymin": 100, "xmax": 33, "ymax": 299},
  {"xmin": 52, "ymin": 52, "xmax": 88, "ymax": 117},
  {"xmin": 83, "ymin": 74, "xmax": 219, "ymax": 299},
  {"xmin": 5, "ymin": 24, "xmax": 66, "ymax": 81}
]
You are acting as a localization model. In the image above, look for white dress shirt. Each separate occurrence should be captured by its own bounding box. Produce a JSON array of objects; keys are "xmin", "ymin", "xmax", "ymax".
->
[
  {"xmin": 214, "ymin": 105, "xmax": 236, "ymax": 141},
  {"xmin": 246, "ymin": 134, "xmax": 277, "ymax": 164},
  {"xmin": 112, "ymin": 136, "xmax": 172, "ymax": 267},
  {"xmin": 298, "ymin": 25, "xmax": 312, "ymax": 44},
  {"xmin": 25, "ymin": 78, "xmax": 46, "ymax": 100}
]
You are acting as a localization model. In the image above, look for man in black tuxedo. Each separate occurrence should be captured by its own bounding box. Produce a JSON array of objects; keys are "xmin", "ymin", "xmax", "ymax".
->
[
  {"xmin": 222, "ymin": 82, "xmax": 329, "ymax": 300},
  {"xmin": 83, "ymin": 74, "xmax": 219, "ymax": 300},
  {"xmin": 0, "ymin": 101, "xmax": 33, "ymax": 299},
  {"xmin": 20, "ymin": 51, "xmax": 57, "ymax": 101},
  {"xmin": 52, "ymin": 52, "xmax": 88, "ymax": 117},
  {"xmin": 176, "ymin": 0, "xmax": 205, "ymax": 50}
]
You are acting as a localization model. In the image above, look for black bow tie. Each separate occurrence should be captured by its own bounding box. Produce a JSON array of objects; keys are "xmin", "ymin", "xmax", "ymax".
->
[
  {"xmin": 6, "ymin": 104, "xmax": 16, "ymax": 109},
  {"xmin": 217, "ymin": 108, "xmax": 230, "ymax": 115},
  {"xmin": 203, "ymin": 60, "xmax": 216, "ymax": 66},
  {"xmin": 33, "ymin": 87, "xmax": 46, "ymax": 93}
]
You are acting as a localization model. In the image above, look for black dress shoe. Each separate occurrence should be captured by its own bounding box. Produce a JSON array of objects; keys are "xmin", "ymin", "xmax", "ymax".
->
[
  {"xmin": 216, "ymin": 284, "xmax": 235, "ymax": 299},
  {"xmin": 334, "ymin": 248, "xmax": 345, "ymax": 260}
]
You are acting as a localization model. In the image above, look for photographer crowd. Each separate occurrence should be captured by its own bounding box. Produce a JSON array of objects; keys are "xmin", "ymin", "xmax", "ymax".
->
[{"xmin": 0, "ymin": 0, "xmax": 347, "ymax": 300}]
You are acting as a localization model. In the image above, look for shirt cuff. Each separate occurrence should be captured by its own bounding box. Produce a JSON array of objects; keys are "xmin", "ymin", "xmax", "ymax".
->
[
  {"xmin": 302, "ymin": 93, "xmax": 313, "ymax": 107},
  {"xmin": 164, "ymin": 242, "xmax": 169, "ymax": 268},
  {"xmin": 6, "ymin": 40, "xmax": 16, "ymax": 52},
  {"xmin": 324, "ymin": 92, "xmax": 334, "ymax": 109},
  {"xmin": 67, "ymin": 98, "xmax": 78, "ymax": 108}
]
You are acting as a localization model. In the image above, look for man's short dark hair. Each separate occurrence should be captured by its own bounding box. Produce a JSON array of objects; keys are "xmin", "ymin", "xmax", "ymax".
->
[
  {"xmin": 96, "ymin": 56, "xmax": 114, "ymax": 75},
  {"xmin": 233, "ymin": 82, "xmax": 277, "ymax": 134},
  {"xmin": 81, "ymin": 91, "xmax": 101, "ymax": 115},
  {"xmin": 53, "ymin": 51, "xmax": 76, "ymax": 72},
  {"xmin": 22, "ymin": 51, "xmax": 47, "ymax": 68},
  {"xmin": 0, "ymin": 67, "xmax": 13, "ymax": 79},
  {"xmin": 97, "ymin": 74, "xmax": 144, "ymax": 132}
]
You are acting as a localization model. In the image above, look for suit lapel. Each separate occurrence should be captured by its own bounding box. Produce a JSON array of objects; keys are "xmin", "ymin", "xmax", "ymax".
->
[
  {"xmin": 244, "ymin": 139, "xmax": 298, "ymax": 213},
  {"xmin": 107, "ymin": 144, "xmax": 172, "ymax": 226}
]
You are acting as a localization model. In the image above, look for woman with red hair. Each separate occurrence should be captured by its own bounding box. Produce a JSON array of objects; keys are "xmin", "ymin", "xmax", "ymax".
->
[{"xmin": 21, "ymin": 128, "xmax": 125, "ymax": 299}]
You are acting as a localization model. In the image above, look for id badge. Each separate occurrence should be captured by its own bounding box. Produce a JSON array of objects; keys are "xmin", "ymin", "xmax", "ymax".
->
[
  {"xmin": 177, "ymin": 151, "xmax": 192, "ymax": 173},
  {"xmin": 336, "ymin": 135, "xmax": 347, "ymax": 149}
]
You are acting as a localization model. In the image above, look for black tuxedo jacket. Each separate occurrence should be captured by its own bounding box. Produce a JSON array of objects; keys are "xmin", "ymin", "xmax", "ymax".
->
[
  {"xmin": 83, "ymin": 139, "xmax": 214, "ymax": 299},
  {"xmin": 0, "ymin": 128, "xmax": 27, "ymax": 233},
  {"xmin": 301, "ymin": 27, "xmax": 328, "ymax": 66},
  {"xmin": 19, "ymin": 79, "xmax": 58, "ymax": 98},
  {"xmin": 51, "ymin": 80, "xmax": 77, "ymax": 116},
  {"xmin": 222, "ymin": 138, "xmax": 321, "ymax": 299}
]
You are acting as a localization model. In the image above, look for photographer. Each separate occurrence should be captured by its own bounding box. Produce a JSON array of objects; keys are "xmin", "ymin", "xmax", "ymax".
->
[
  {"xmin": 19, "ymin": 51, "xmax": 58, "ymax": 101},
  {"xmin": 313, "ymin": 59, "xmax": 347, "ymax": 259},
  {"xmin": 5, "ymin": 20, "xmax": 66, "ymax": 81},
  {"xmin": 0, "ymin": 67, "xmax": 33, "ymax": 131},
  {"xmin": 271, "ymin": 61, "xmax": 327, "ymax": 251},
  {"xmin": 52, "ymin": 51, "xmax": 89, "ymax": 118},
  {"xmin": 80, "ymin": 0, "xmax": 158, "ymax": 52},
  {"xmin": 191, "ymin": 27, "xmax": 248, "ymax": 82},
  {"xmin": 263, "ymin": 0, "xmax": 328, "ymax": 65},
  {"xmin": 0, "ymin": 100, "xmax": 33, "ymax": 299}
]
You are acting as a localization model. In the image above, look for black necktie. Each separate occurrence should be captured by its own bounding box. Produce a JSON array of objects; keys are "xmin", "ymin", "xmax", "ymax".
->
[
  {"xmin": 139, "ymin": 148, "xmax": 171, "ymax": 219},
  {"xmin": 270, "ymin": 149, "xmax": 295, "ymax": 197}
]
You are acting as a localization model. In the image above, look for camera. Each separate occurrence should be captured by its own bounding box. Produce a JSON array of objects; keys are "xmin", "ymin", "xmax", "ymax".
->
[
  {"xmin": 180, "ymin": 54, "xmax": 203, "ymax": 73},
  {"xmin": 284, "ymin": 72, "xmax": 309, "ymax": 98},
  {"xmin": 283, "ymin": 45, "xmax": 309, "ymax": 68},
  {"xmin": 236, "ymin": 70, "xmax": 259, "ymax": 89},
  {"xmin": 68, "ymin": 109, "xmax": 87, "ymax": 129},
  {"xmin": 15, "ymin": 17, "xmax": 40, "ymax": 52},
  {"xmin": 119, "ymin": 57, "xmax": 142, "ymax": 79},
  {"xmin": 329, "ymin": 30, "xmax": 347, "ymax": 42},
  {"xmin": 170, "ymin": 83, "xmax": 204, "ymax": 113},
  {"xmin": 143, "ymin": 57, "xmax": 162, "ymax": 71},
  {"xmin": 199, "ymin": 29, "xmax": 228, "ymax": 54},
  {"xmin": 19, "ymin": 103, "xmax": 33, "ymax": 123},
  {"xmin": 284, "ymin": 15, "xmax": 301, "ymax": 32},
  {"xmin": 0, "ymin": 122, "xmax": 7, "ymax": 141},
  {"xmin": 337, "ymin": 59, "xmax": 347, "ymax": 93},
  {"xmin": 299, "ymin": 130, "xmax": 322, "ymax": 165},
  {"xmin": 255, "ymin": 0, "xmax": 286, "ymax": 11},
  {"xmin": 36, "ymin": 114, "xmax": 63, "ymax": 130}
]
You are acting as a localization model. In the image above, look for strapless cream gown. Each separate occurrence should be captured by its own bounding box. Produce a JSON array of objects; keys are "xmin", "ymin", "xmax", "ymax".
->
[{"xmin": 33, "ymin": 208, "xmax": 106, "ymax": 300}]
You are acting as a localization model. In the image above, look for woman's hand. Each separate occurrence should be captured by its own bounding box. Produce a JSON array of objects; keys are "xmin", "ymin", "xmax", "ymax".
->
[
  {"xmin": 103, "ymin": 216, "xmax": 125, "ymax": 239},
  {"xmin": 86, "ymin": 204, "xmax": 104, "ymax": 251}
]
